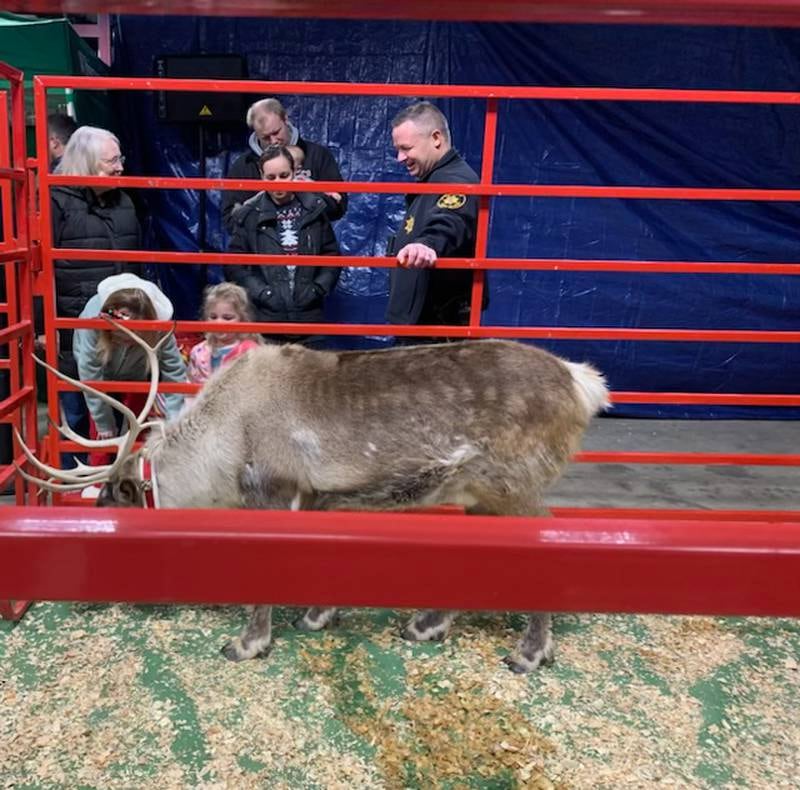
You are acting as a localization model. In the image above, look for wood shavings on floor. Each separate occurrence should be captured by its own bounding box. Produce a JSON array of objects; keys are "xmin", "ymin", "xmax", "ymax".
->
[{"xmin": 2, "ymin": 605, "xmax": 799, "ymax": 788}]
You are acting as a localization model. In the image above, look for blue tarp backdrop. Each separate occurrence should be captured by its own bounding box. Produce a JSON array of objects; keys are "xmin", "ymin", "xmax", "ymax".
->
[{"xmin": 111, "ymin": 17, "xmax": 799, "ymax": 418}]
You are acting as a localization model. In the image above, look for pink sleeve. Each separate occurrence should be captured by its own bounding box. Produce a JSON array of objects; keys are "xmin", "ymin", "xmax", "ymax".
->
[{"xmin": 224, "ymin": 340, "xmax": 259, "ymax": 364}]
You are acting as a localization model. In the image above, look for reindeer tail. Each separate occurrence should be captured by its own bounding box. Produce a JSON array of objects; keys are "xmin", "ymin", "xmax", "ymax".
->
[{"xmin": 563, "ymin": 361, "xmax": 611, "ymax": 420}]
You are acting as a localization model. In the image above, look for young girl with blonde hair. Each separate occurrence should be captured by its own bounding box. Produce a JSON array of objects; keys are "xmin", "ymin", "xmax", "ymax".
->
[{"xmin": 188, "ymin": 282, "xmax": 262, "ymax": 386}]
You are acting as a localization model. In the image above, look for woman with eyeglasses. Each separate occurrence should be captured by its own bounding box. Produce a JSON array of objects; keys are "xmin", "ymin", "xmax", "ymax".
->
[
  {"xmin": 48, "ymin": 125, "xmax": 144, "ymax": 466},
  {"xmin": 73, "ymin": 273, "xmax": 187, "ymax": 465}
]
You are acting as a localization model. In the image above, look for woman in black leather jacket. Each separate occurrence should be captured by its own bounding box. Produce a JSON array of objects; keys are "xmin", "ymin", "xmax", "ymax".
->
[{"xmin": 227, "ymin": 145, "xmax": 341, "ymax": 328}]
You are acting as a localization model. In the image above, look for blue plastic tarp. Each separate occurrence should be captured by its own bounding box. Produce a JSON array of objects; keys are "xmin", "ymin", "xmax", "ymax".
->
[{"xmin": 110, "ymin": 18, "xmax": 800, "ymax": 417}]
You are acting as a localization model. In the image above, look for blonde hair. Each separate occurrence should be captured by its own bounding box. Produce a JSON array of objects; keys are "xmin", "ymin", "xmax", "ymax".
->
[
  {"xmin": 286, "ymin": 144, "xmax": 305, "ymax": 169},
  {"xmin": 201, "ymin": 282, "xmax": 263, "ymax": 346},
  {"xmin": 96, "ymin": 287, "xmax": 158, "ymax": 365}
]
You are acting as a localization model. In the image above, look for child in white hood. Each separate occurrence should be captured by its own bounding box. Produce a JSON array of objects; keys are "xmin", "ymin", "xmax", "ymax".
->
[{"xmin": 73, "ymin": 274, "xmax": 187, "ymax": 462}]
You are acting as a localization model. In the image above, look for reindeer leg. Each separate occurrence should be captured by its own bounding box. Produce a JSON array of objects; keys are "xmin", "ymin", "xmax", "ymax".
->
[
  {"xmin": 294, "ymin": 606, "xmax": 339, "ymax": 631},
  {"xmin": 469, "ymin": 482, "xmax": 557, "ymax": 673},
  {"xmin": 402, "ymin": 610, "xmax": 458, "ymax": 642},
  {"xmin": 503, "ymin": 612, "xmax": 555, "ymax": 674},
  {"xmin": 221, "ymin": 605, "xmax": 273, "ymax": 662}
]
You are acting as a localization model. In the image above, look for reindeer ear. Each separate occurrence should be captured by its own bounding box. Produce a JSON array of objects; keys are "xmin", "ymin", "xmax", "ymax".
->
[{"xmin": 118, "ymin": 479, "xmax": 141, "ymax": 506}]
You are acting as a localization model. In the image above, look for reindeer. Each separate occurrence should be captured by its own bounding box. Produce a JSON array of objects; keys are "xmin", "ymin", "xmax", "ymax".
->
[{"xmin": 19, "ymin": 321, "xmax": 609, "ymax": 673}]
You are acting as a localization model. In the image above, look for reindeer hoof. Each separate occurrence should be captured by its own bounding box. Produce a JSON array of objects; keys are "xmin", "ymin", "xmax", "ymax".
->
[
  {"xmin": 401, "ymin": 626, "xmax": 445, "ymax": 642},
  {"xmin": 293, "ymin": 611, "xmax": 340, "ymax": 631},
  {"xmin": 221, "ymin": 640, "xmax": 272, "ymax": 662},
  {"xmin": 502, "ymin": 651, "xmax": 554, "ymax": 674},
  {"xmin": 221, "ymin": 641, "xmax": 246, "ymax": 662},
  {"xmin": 293, "ymin": 616, "xmax": 314, "ymax": 631},
  {"xmin": 502, "ymin": 655, "xmax": 531, "ymax": 674}
]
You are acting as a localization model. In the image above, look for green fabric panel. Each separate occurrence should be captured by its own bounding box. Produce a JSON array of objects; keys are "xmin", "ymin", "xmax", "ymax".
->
[{"xmin": 0, "ymin": 14, "xmax": 110, "ymax": 155}]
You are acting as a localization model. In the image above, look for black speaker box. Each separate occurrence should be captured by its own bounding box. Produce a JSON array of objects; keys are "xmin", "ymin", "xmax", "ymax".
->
[{"xmin": 155, "ymin": 54, "xmax": 246, "ymax": 124}]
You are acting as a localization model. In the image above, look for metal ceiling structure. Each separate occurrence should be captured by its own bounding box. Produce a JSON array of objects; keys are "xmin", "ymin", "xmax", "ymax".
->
[{"xmin": 5, "ymin": 0, "xmax": 800, "ymax": 27}]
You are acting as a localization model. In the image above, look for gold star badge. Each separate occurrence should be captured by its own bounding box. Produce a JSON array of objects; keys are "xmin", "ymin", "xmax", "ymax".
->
[
  {"xmin": 436, "ymin": 194, "xmax": 467, "ymax": 210},
  {"xmin": 404, "ymin": 215, "xmax": 415, "ymax": 234}
]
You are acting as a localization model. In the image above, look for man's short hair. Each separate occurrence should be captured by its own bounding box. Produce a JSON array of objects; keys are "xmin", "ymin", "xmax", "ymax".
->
[
  {"xmin": 246, "ymin": 98, "xmax": 287, "ymax": 129},
  {"xmin": 47, "ymin": 112, "xmax": 78, "ymax": 145},
  {"xmin": 391, "ymin": 101, "xmax": 451, "ymax": 146}
]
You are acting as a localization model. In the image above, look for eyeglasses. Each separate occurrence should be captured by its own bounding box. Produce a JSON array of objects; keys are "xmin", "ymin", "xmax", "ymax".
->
[
  {"xmin": 103, "ymin": 307, "xmax": 132, "ymax": 321},
  {"xmin": 101, "ymin": 155, "xmax": 126, "ymax": 167}
]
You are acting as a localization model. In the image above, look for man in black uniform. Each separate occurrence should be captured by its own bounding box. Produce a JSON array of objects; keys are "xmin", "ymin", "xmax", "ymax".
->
[
  {"xmin": 386, "ymin": 101, "xmax": 479, "ymax": 327},
  {"xmin": 222, "ymin": 97, "xmax": 346, "ymax": 231}
]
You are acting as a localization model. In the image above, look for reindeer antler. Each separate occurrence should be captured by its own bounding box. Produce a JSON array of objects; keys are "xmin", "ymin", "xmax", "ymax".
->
[{"xmin": 15, "ymin": 317, "xmax": 175, "ymax": 493}]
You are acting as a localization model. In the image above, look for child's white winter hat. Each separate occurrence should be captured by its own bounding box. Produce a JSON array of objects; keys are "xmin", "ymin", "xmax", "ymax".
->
[{"xmin": 96, "ymin": 273, "xmax": 173, "ymax": 321}]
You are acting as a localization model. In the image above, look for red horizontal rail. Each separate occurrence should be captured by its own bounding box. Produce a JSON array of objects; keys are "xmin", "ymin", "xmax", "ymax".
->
[
  {"xmin": 47, "ymin": 377, "xmax": 800, "ymax": 408},
  {"xmin": 551, "ymin": 507, "xmax": 800, "ymax": 521},
  {"xmin": 17, "ymin": 3, "xmax": 800, "ymax": 28},
  {"xmin": 50, "ymin": 436, "xmax": 799, "ymax": 467},
  {"xmin": 576, "ymin": 451, "xmax": 800, "ymax": 466},
  {"xmin": 34, "ymin": 76, "xmax": 800, "ymax": 105},
  {"xmin": 0, "ymin": 454, "xmax": 30, "ymax": 488},
  {"xmin": 0, "ymin": 62, "xmax": 22, "ymax": 83},
  {"xmin": 55, "ymin": 317, "xmax": 800, "ymax": 343},
  {"xmin": 0, "ymin": 248, "xmax": 28, "ymax": 263},
  {"xmin": 43, "ymin": 175, "xmax": 800, "ymax": 202},
  {"xmin": 0, "ymin": 386, "xmax": 34, "ymax": 422},
  {"xmin": 0, "ymin": 166, "xmax": 25, "ymax": 183},
  {"xmin": 1, "ymin": 507, "xmax": 799, "ymax": 616},
  {"xmin": 47, "ymin": 248, "xmax": 800, "ymax": 275},
  {"xmin": 611, "ymin": 392, "xmax": 800, "ymax": 406},
  {"xmin": 0, "ymin": 319, "xmax": 32, "ymax": 345}
]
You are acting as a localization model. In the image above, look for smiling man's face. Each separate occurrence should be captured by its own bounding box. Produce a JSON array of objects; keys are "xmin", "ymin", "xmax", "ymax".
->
[{"xmin": 392, "ymin": 119, "xmax": 445, "ymax": 180}]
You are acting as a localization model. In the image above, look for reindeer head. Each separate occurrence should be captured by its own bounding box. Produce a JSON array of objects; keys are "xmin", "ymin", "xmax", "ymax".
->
[{"xmin": 16, "ymin": 317, "xmax": 173, "ymax": 507}]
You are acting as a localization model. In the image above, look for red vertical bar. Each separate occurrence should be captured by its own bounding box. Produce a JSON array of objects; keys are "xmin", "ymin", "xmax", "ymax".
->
[
  {"xmin": 12, "ymin": 72, "xmax": 35, "ymax": 505},
  {"xmin": 0, "ymin": 91, "xmax": 16, "ymax": 503},
  {"xmin": 3, "ymin": 68, "xmax": 34, "ymax": 618},
  {"xmin": 0, "ymin": 91, "xmax": 12, "ymax": 248},
  {"xmin": 33, "ymin": 77, "xmax": 59, "ymax": 473},
  {"xmin": 0, "ymin": 96, "xmax": 25, "ymax": 505},
  {"xmin": 470, "ymin": 97, "xmax": 497, "ymax": 324}
]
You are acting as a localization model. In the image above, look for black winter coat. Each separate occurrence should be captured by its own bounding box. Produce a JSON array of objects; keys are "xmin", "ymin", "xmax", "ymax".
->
[
  {"xmin": 222, "ymin": 137, "xmax": 346, "ymax": 231},
  {"xmin": 385, "ymin": 149, "xmax": 479, "ymax": 325},
  {"xmin": 49, "ymin": 185, "xmax": 141, "ymax": 375},
  {"xmin": 227, "ymin": 191, "xmax": 341, "ymax": 323}
]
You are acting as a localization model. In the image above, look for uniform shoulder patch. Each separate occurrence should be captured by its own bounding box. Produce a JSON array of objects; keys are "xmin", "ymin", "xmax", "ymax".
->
[{"xmin": 436, "ymin": 193, "xmax": 467, "ymax": 210}]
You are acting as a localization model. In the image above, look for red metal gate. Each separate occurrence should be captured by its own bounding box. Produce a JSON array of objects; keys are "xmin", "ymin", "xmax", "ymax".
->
[{"xmin": 0, "ymin": 70, "xmax": 798, "ymax": 616}]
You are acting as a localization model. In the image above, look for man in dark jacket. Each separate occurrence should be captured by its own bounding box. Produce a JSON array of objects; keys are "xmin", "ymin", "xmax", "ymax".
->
[
  {"xmin": 227, "ymin": 145, "xmax": 341, "ymax": 326},
  {"xmin": 222, "ymin": 97, "xmax": 346, "ymax": 232},
  {"xmin": 47, "ymin": 112, "xmax": 77, "ymax": 172},
  {"xmin": 386, "ymin": 102, "xmax": 479, "ymax": 327}
]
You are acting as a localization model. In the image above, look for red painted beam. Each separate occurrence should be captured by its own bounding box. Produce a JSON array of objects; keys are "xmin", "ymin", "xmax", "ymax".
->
[
  {"xmin": 1, "ymin": 507, "xmax": 799, "ymax": 617},
  {"xmin": 8, "ymin": 0, "xmax": 800, "ymax": 26},
  {"xmin": 44, "ymin": 249, "xmax": 800, "ymax": 275}
]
